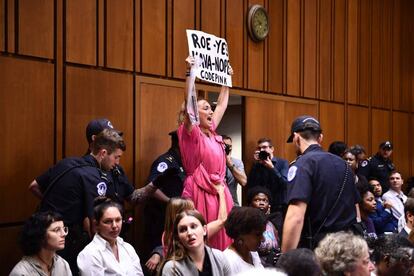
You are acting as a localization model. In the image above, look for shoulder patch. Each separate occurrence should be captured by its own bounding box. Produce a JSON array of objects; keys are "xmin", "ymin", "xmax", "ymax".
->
[
  {"xmin": 361, "ymin": 160, "xmax": 368, "ymax": 167},
  {"xmin": 287, "ymin": 166, "xmax": 298, "ymax": 182},
  {"xmin": 157, "ymin": 162, "xmax": 169, "ymax": 173},
  {"xmin": 96, "ymin": 182, "xmax": 107, "ymax": 196}
]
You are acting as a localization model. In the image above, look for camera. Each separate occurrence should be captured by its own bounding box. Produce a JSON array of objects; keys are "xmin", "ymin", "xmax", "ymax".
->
[
  {"xmin": 258, "ymin": 150, "xmax": 270, "ymax": 160},
  {"xmin": 224, "ymin": 144, "xmax": 232, "ymax": 155}
]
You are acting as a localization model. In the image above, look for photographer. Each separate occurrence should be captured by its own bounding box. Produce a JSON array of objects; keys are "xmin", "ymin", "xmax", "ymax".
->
[
  {"xmin": 223, "ymin": 135, "xmax": 247, "ymax": 206},
  {"xmin": 247, "ymin": 138, "xmax": 288, "ymax": 233}
]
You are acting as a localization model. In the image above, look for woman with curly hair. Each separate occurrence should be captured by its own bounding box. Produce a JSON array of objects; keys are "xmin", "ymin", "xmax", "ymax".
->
[
  {"xmin": 10, "ymin": 211, "xmax": 72, "ymax": 276},
  {"xmin": 224, "ymin": 207, "xmax": 267, "ymax": 274},
  {"xmin": 160, "ymin": 210, "xmax": 230, "ymax": 275},
  {"xmin": 314, "ymin": 232, "xmax": 375, "ymax": 276}
]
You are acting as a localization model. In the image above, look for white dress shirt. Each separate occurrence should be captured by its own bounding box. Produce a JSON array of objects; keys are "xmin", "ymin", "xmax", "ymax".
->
[
  {"xmin": 382, "ymin": 189, "xmax": 407, "ymax": 220},
  {"xmin": 77, "ymin": 234, "xmax": 143, "ymax": 276}
]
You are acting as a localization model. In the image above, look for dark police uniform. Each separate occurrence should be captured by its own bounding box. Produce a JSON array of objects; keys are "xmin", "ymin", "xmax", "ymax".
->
[
  {"xmin": 37, "ymin": 154, "xmax": 133, "ymax": 274},
  {"xmin": 359, "ymin": 153, "xmax": 395, "ymax": 193},
  {"xmin": 143, "ymin": 148, "xmax": 185, "ymax": 256},
  {"xmin": 286, "ymin": 144, "xmax": 359, "ymax": 248}
]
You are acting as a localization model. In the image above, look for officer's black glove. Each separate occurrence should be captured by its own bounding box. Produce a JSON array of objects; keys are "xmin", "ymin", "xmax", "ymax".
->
[{"xmin": 152, "ymin": 167, "xmax": 180, "ymax": 188}]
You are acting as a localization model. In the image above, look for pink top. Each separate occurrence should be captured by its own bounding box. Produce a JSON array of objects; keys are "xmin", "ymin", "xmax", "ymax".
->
[{"xmin": 178, "ymin": 123, "xmax": 233, "ymax": 250}]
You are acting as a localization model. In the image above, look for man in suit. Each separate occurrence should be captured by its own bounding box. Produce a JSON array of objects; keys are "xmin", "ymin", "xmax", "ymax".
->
[{"xmin": 399, "ymin": 198, "xmax": 414, "ymax": 238}]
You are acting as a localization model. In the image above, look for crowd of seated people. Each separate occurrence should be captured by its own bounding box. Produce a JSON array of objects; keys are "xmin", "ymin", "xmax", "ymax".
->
[{"xmin": 12, "ymin": 55, "xmax": 414, "ymax": 276}]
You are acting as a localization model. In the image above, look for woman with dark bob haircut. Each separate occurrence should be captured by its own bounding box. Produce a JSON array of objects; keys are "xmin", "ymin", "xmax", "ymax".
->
[
  {"xmin": 223, "ymin": 207, "xmax": 267, "ymax": 274},
  {"xmin": 10, "ymin": 211, "xmax": 72, "ymax": 275}
]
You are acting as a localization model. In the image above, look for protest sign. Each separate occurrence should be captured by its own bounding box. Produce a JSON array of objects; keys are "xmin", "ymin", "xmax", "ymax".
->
[{"xmin": 186, "ymin": 30, "xmax": 232, "ymax": 87}]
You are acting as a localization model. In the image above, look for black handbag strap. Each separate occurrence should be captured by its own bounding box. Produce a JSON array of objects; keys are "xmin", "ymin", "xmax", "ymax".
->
[{"xmin": 312, "ymin": 164, "xmax": 350, "ymax": 239}]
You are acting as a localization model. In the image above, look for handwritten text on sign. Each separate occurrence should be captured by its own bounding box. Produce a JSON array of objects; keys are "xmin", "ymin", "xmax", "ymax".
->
[{"xmin": 186, "ymin": 30, "xmax": 232, "ymax": 87}]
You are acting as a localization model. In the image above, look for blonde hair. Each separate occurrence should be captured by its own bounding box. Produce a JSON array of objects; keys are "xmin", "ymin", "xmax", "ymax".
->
[{"xmin": 315, "ymin": 232, "xmax": 368, "ymax": 275}]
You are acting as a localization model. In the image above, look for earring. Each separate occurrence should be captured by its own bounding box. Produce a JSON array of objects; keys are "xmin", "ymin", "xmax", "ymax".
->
[{"xmin": 237, "ymin": 239, "xmax": 243, "ymax": 246}]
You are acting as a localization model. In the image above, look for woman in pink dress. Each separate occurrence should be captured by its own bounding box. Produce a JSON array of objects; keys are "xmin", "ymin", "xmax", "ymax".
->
[{"xmin": 177, "ymin": 56, "xmax": 234, "ymax": 250}]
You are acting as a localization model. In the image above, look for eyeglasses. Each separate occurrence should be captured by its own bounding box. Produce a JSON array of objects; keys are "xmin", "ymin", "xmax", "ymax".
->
[{"xmin": 49, "ymin": 226, "xmax": 69, "ymax": 235}]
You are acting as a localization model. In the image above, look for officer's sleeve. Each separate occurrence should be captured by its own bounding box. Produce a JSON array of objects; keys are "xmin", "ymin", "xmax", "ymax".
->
[
  {"xmin": 358, "ymin": 159, "xmax": 371, "ymax": 178},
  {"xmin": 35, "ymin": 167, "xmax": 53, "ymax": 192},
  {"xmin": 286, "ymin": 163, "xmax": 313, "ymax": 204},
  {"xmin": 279, "ymin": 159, "xmax": 289, "ymax": 182},
  {"xmin": 116, "ymin": 166, "xmax": 134, "ymax": 196},
  {"xmin": 147, "ymin": 158, "xmax": 169, "ymax": 184}
]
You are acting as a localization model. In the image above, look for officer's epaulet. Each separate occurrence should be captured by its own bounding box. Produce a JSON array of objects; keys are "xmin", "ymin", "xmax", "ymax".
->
[
  {"xmin": 289, "ymin": 155, "xmax": 301, "ymax": 166},
  {"xmin": 166, "ymin": 155, "xmax": 174, "ymax": 163},
  {"xmin": 367, "ymin": 157, "xmax": 372, "ymax": 161}
]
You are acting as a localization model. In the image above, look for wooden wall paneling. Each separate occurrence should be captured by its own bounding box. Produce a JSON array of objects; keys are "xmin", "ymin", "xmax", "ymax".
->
[
  {"xmin": 106, "ymin": 0, "xmax": 133, "ymax": 70},
  {"xmin": 226, "ymin": 0, "xmax": 244, "ymax": 87},
  {"xmin": 347, "ymin": 0, "xmax": 359, "ymax": 104},
  {"xmin": 302, "ymin": 0, "xmax": 317, "ymax": 98},
  {"xmin": 244, "ymin": 97, "xmax": 285, "ymax": 172},
  {"xmin": 333, "ymin": 0, "xmax": 345, "ymax": 103},
  {"xmin": 267, "ymin": 0, "xmax": 284, "ymax": 94},
  {"xmin": 347, "ymin": 105, "xmax": 369, "ymax": 153},
  {"xmin": 55, "ymin": 0, "xmax": 64, "ymax": 160},
  {"xmin": 371, "ymin": 108, "xmax": 391, "ymax": 154},
  {"xmin": 7, "ymin": 0, "xmax": 15, "ymax": 52},
  {"xmin": 18, "ymin": 0, "xmax": 54, "ymax": 58},
  {"xmin": 66, "ymin": 0, "xmax": 96, "ymax": 65},
  {"xmin": 0, "ymin": 226, "xmax": 23, "ymax": 276},
  {"xmin": 392, "ymin": 112, "xmax": 410, "ymax": 178},
  {"xmin": 285, "ymin": 0, "xmax": 300, "ymax": 96},
  {"xmin": 0, "ymin": 57, "xmax": 54, "ymax": 222},
  {"xmin": 370, "ymin": 0, "xmax": 382, "ymax": 108},
  {"xmin": 98, "ymin": 0, "xmax": 104, "ymax": 66},
  {"xmin": 172, "ymin": 0, "xmax": 195, "ymax": 78},
  {"xmin": 135, "ymin": 0, "xmax": 141, "ymax": 72},
  {"xmin": 358, "ymin": 0, "xmax": 371, "ymax": 106},
  {"xmin": 318, "ymin": 0, "xmax": 332, "ymax": 101},
  {"xmin": 141, "ymin": 0, "xmax": 166, "ymax": 75},
  {"xmin": 0, "ymin": 0, "xmax": 3, "ymax": 51},
  {"xmin": 284, "ymin": 101, "xmax": 318, "ymax": 162},
  {"xmin": 65, "ymin": 66, "xmax": 134, "ymax": 180},
  {"xmin": 201, "ymin": 0, "xmax": 220, "ymax": 36},
  {"xmin": 136, "ymin": 81, "xmax": 184, "ymax": 187},
  {"xmin": 392, "ymin": 0, "xmax": 401, "ymax": 111},
  {"xmin": 399, "ymin": 0, "xmax": 413, "ymax": 112},
  {"xmin": 381, "ymin": 0, "xmax": 393, "ymax": 109},
  {"xmin": 247, "ymin": 0, "xmax": 265, "ymax": 91},
  {"xmin": 319, "ymin": 102, "xmax": 345, "ymax": 149}
]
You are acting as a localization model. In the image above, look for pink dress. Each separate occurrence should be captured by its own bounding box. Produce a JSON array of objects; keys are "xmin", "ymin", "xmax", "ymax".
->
[{"xmin": 178, "ymin": 123, "xmax": 233, "ymax": 250}]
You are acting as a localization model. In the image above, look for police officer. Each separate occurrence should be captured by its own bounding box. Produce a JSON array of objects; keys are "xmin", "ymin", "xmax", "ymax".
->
[
  {"xmin": 29, "ymin": 118, "xmax": 161, "ymax": 205},
  {"xmin": 359, "ymin": 141, "xmax": 395, "ymax": 193},
  {"xmin": 281, "ymin": 115, "xmax": 360, "ymax": 252},
  {"xmin": 143, "ymin": 131, "xmax": 185, "ymax": 273},
  {"xmin": 35, "ymin": 129, "xmax": 125, "ymax": 274}
]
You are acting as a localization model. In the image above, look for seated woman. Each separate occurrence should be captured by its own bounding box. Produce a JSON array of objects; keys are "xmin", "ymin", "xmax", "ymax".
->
[
  {"xmin": 247, "ymin": 186, "xmax": 280, "ymax": 267},
  {"xmin": 315, "ymin": 231, "xmax": 375, "ymax": 276},
  {"xmin": 160, "ymin": 210, "xmax": 230, "ymax": 275},
  {"xmin": 356, "ymin": 182, "xmax": 378, "ymax": 239},
  {"xmin": 77, "ymin": 197, "xmax": 143, "ymax": 275},
  {"xmin": 10, "ymin": 211, "xmax": 72, "ymax": 276},
  {"xmin": 224, "ymin": 207, "xmax": 267, "ymax": 274},
  {"xmin": 146, "ymin": 188, "xmax": 227, "ymax": 273}
]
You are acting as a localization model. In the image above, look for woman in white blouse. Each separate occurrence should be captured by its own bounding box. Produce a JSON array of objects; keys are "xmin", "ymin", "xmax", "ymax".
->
[
  {"xmin": 224, "ymin": 207, "xmax": 267, "ymax": 275},
  {"xmin": 77, "ymin": 197, "xmax": 143, "ymax": 276}
]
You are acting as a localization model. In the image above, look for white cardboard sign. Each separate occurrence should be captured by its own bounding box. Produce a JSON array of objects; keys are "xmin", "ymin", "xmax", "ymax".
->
[{"xmin": 186, "ymin": 30, "xmax": 232, "ymax": 87}]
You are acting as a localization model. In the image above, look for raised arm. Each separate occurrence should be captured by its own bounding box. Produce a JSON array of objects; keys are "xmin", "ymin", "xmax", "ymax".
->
[
  {"xmin": 212, "ymin": 65, "xmax": 233, "ymax": 127},
  {"xmin": 28, "ymin": 180, "xmax": 43, "ymax": 199},
  {"xmin": 183, "ymin": 56, "xmax": 198, "ymax": 132}
]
